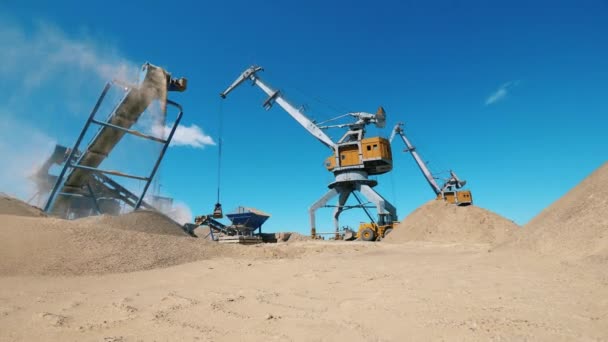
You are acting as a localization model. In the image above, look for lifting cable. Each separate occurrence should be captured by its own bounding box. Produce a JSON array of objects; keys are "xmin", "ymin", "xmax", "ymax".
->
[
  {"xmin": 352, "ymin": 192, "xmax": 375, "ymax": 224},
  {"xmin": 390, "ymin": 170, "xmax": 398, "ymax": 211},
  {"xmin": 212, "ymin": 101, "xmax": 224, "ymax": 218}
]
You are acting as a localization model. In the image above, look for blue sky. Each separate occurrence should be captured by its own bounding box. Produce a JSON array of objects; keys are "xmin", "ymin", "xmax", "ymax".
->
[{"xmin": 0, "ymin": 0, "xmax": 606, "ymax": 233}]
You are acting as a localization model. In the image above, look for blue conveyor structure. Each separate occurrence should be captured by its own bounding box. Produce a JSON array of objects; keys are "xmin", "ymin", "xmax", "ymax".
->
[{"xmin": 44, "ymin": 63, "xmax": 187, "ymax": 218}]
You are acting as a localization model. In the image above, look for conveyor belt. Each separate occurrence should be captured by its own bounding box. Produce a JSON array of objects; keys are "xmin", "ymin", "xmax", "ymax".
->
[
  {"xmin": 89, "ymin": 173, "xmax": 155, "ymax": 211},
  {"xmin": 62, "ymin": 64, "xmax": 168, "ymax": 193},
  {"xmin": 199, "ymin": 216, "xmax": 234, "ymax": 235},
  {"xmin": 47, "ymin": 64, "xmax": 172, "ymax": 216},
  {"xmin": 183, "ymin": 215, "xmax": 235, "ymax": 239}
]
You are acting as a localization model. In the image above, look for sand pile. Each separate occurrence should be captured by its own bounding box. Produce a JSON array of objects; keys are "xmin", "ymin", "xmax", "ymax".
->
[
  {"xmin": 0, "ymin": 214, "xmax": 218, "ymax": 276},
  {"xmin": 0, "ymin": 196, "xmax": 205, "ymax": 276},
  {"xmin": 77, "ymin": 210, "xmax": 188, "ymax": 236},
  {"xmin": 0, "ymin": 194, "xmax": 46, "ymax": 217},
  {"xmin": 0, "ymin": 214, "xmax": 305, "ymax": 277},
  {"xmin": 509, "ymin": 162, "xmax": 608, "ymax": 261},
  {"xmin": 0, "ymin": 196, "xmax": 308, "ymax": 276},
  {"xmin": 385, "ymin": 200, "xmax": 518, "ymax": 245}
]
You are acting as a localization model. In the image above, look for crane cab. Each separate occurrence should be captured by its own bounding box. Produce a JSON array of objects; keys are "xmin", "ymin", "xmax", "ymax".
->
[
  {"xmin": 325, "ymin": 137, "xmax": 393, "ymax": 175},
  {"xmin": 438, "ymin": 190, "xmax": 473, "ymax": 206}
]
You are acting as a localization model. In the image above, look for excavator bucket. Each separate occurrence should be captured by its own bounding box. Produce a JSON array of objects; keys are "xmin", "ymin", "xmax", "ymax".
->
[
  {"xmin": 168, "ymin": 77, "xmax": 188, "ymax": 92},
  {"xmin": 212, "ymin": 203, "xmax": 223, "ymax": 219},
  {"xmin": 343, "ymin": 228, "xmax": 356, "ymax": 241}
]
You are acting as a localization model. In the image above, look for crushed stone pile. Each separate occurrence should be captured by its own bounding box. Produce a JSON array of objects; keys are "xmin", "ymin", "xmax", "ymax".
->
[
  {"xmin": 78, "ymin": 210, "xmax": 188, "ymax": 236},
  {"xmin": 385, "ymin": 200, "xmax": 519, "ymax": 245},
  {"xmin": 508, "ymin": 162, "xmax": 608, "ymax": 261},
  {"xmin": 0, "ymin": 194, "xmax": 46, "ymax": 217}
]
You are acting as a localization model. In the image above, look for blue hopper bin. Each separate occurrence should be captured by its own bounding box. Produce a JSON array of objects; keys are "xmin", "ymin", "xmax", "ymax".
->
[{"xmin": 225, "ymin": 206, "xmax": 270, "ymax": 232}]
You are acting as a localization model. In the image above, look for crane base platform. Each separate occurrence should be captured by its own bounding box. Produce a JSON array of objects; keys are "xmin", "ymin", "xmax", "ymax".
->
[{"xmin": 217, "ymin": 236, "xmax": 263, "ymax": 245}]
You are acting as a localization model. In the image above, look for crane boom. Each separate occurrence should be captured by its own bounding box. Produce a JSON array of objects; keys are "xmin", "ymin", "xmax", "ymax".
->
[
  {"xmin": 390, "ymin": 123, "xmax": 442, "ymax": 195},
  {"xmin": 220, "ymin": 66, "xmax": 336, "ymax": 150}
]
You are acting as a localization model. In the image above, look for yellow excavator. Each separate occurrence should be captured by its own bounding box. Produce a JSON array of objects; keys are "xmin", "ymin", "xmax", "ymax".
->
[{"xmin": 389, "ymin": 123, "xmax": 472, "ymax": 206}]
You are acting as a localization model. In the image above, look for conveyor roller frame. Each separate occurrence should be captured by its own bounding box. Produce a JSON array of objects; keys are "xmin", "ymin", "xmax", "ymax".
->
[{"xmin": 44, "ymin": 79, "xmax": 184, "ymax": 218}]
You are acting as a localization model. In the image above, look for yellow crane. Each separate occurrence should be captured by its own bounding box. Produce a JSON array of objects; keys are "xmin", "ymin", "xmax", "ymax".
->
[
  {"xmin": 220, "ymin": 66, "xmax": 398, "ymax": 240},
  {"xmin": 390, "ymin": 123, "xmax": 472, "ymax": 206}
]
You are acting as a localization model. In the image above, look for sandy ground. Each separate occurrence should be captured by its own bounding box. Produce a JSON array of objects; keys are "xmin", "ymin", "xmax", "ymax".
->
[
  {"xmin": 1, "ymin": 162, "xmax": 607, "ymax": 341},
  {"xmin": 1, "ymin": 241, "xmax": 607, "ymax": 341}
]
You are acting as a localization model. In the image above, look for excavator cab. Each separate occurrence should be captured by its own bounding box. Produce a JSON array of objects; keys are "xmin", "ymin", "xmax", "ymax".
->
[
  {"xmin": 439, "ymin": 190, "xmax": 473, "ymax": 206},
  {"xmin": 212, "ymin": 202, "xmax": 223, "ymax": 219},
  {"xmin": 438, "ymin": 171, "xmax": 472, "ymax": 206}
]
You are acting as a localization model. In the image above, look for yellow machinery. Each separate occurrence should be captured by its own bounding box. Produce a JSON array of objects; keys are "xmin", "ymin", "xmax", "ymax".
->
[
  {"xmin": 389, "ymin": 123, "xmax": 473, "ymax": 206},
  {"xmin": 356, "ymin": 222, "xmax": 395, "ymax": 241},
  {"xmin": 324, "ymin": 135, "xmax": 393, "ymax": 174},
  {"xmin": 438, "ymin": 189, "xmax": 473, "ymax": 206}
]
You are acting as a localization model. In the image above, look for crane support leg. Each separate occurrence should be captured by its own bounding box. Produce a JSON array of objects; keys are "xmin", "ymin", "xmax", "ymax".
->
[
  {"xmin": 333, "ymin": 189, "xmax": 351, "ymax": 238},
  {"xmin": 358, "ymin": 184, "xmax": 397, "ymax": 224},
  {"xmin": 309, "ymin": 188, "xmax": 339, "ymax": 238}
]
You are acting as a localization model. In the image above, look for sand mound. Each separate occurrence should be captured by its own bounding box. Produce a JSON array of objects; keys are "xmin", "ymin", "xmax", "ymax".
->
[
  {"xmin": 0, "ymin": 194, "xmax": 46, "ymax": 217},
  {"xmin": 385, "ymin": 200, "xmax": 519, "ymax": 245},
  {"xmin": 0, "ymin": 213, "xmax": 309, "ymax": 276},
  {"xmin": 508, "ymin": 162, "xmax": 608, "ymax": 261},
  {"xmin": 77, "ymin": 210, "xmax": 188, "ymax": 236},
  {"xmin": 0, "ymin": 214, "xmax": 217, "ymax": 276}
]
